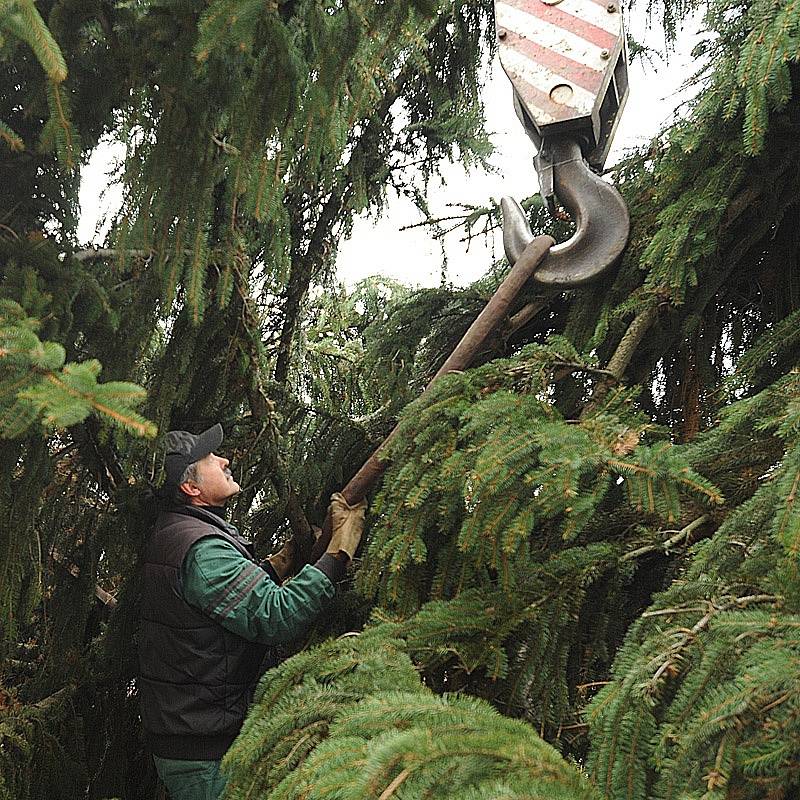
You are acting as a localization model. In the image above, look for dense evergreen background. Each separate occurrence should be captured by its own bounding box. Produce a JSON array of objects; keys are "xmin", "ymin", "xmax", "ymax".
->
[{"xmin": 1, "ymin": 0, "xmax": 799, "ymax": 797}]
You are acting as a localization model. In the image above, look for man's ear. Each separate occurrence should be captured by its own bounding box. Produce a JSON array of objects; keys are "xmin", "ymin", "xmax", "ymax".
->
[{"xmin": 180, "ymin": 481, "xmax": 201, "ymax": 497}]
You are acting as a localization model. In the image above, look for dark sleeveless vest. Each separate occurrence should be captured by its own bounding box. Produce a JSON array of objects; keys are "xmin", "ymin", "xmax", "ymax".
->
[{"xmin": 137, "ymin": 506, "xmax": 269, "ymax": 760}]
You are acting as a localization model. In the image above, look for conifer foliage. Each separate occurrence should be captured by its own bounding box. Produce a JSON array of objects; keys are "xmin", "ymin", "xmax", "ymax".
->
[
  {"xmin": 587, "ymin": 372, "xmax": 800, "ymax": 800},
  {"xmin": 1, "ymin": 0, "xmax": 72, "ymax": 163},
  {"xmin": 222, "ymin": 623, "xmax": 602, "ymax": 799},
  {"xmin": 2, "ymin": 0, "xmax": 800, "ymax": 795},
  {"xmin": 1, "ymin": 0, "xmax": 497, "ymax": 796},
  {"xmin": 0, "ymin": 299, "xmax": 154, "ymax": 438}
]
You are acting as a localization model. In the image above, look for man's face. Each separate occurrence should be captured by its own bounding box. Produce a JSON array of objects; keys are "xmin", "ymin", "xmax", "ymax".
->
[{"xmin": 183, "ymin": 452, "xmax": 240, "ymax": 506}]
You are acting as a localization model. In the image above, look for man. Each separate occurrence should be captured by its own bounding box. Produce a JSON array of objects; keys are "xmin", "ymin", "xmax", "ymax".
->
[{"xmin": 138, "ymin": 423, "xmax": 365, "ymax": 800}]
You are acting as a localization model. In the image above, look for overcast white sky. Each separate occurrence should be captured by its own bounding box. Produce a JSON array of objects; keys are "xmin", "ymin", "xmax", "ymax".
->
[{"xmin": 77, "ymin": 9, "xmax": 703, "ymax": 288}]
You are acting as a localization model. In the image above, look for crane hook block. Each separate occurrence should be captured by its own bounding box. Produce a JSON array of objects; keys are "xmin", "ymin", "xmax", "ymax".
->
[
  {"xmin": 495, "ymin": 0, "xmax": 629, "ymax": 171},
  {"xmin": 494, "ymin": 0, "xmax": 631, "ymax": 288}
]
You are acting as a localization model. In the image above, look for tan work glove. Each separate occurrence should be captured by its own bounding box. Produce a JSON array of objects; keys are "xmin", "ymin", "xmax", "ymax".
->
[
  {"xmin": 267, "ymin": 538, "xmax": 296, "ymax": 582},
  {"xmin": 326, "ymin": 492, "xmax": 367, "ymax": 559}
]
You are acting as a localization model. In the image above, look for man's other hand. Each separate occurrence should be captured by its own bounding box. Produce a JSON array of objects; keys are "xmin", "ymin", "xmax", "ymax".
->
[
  {"xmin": 326, "ymin": 493, "xmax": 367, "ymax": 560},
  {"xmin": 267, "ymin": 538, "xmax": 296, "ymax": 581}
]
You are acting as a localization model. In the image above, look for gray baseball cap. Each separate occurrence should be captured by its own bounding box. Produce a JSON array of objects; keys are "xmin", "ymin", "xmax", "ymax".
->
[{"xmin": 163, "ymin": 423, "xmax": 224, "ymax": 488}]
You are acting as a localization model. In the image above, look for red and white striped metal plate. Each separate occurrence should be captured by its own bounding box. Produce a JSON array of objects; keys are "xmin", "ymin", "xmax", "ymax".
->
[{"xmin": 496, "ymin": 0, "xmax": 624, "ymax": 128}]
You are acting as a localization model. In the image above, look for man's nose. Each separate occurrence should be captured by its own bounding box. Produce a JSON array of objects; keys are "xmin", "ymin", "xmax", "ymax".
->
[{"xmin": 220, "ymin": 457, "xmax": 229, "ymax": 468}]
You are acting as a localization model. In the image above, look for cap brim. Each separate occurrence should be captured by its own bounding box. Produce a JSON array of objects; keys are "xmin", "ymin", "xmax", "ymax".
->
[{"xmin": 188, "ymin": 423, "xmax": 224, "ymax": 462}]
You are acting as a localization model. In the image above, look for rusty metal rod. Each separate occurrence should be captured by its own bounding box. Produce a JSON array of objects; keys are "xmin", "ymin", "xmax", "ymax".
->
[{"xmin": 307, "ymin": 234, "xmax": 554, "ymax": 563}]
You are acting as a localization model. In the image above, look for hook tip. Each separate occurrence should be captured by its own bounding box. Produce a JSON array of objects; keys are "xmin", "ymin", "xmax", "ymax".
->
[{"xmin": 501, "ymin": 196, "xmax": 534, "ymax": 266}]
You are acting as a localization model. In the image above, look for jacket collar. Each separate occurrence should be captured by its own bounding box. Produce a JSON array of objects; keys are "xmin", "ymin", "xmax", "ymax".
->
[{"xmin": 170, "ymin": 504, "xmax": 253, "ymax": 547}]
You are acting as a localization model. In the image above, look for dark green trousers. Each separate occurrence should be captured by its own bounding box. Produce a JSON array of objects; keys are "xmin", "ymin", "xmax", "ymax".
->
[{"xmin": 153, "ymin": 755, "xmax": 228, "ymax": 800}]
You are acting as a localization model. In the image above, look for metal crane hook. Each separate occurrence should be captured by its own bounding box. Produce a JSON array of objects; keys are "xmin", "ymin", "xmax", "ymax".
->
[{"xmin": 501, "ymin": 136, "xmax": 630, "ymax": 289}]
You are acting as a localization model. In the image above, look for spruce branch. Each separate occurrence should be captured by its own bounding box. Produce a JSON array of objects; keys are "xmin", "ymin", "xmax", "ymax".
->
[
  {"xmin": 0, "ymin": 119, "xmax": 24, "ymax": 152},
  {"xmin": 641, "ymin": 594, "xmax": 780, "ymax": 696},
  {"xmin": 50, "ymin": 549, "xmax": 117, "ymax": 608},
  {"xmin": 222, "ymin": 623, "xmax": 603, "ymax": 799},
  {"xmin": 45, "ymin": 82, "xmax": 76, "ymax": 169},
  {"xmin": 503, "ymin": 299, "xmax": 549, "ymax": 339},
  {"xmin": 72, "ymin": 248, "xmax": 152, "ymax": 263},
  {"xmin": 271, "ymin": 54, "xmax": 419, "ymax": 389},
  {"xmin": 1, "ymin": 302, "xmax": 156, "ymax": 438},
  {"xmin": 230, "ymin": 261, "xmax": 316, "ymax": 562},
  {"xmin": 274, "ymin": 182, "xmax": 353, "ymax": 387},
  {"xmin": 581, "ymin": 306, "xmax": 658, "ymax": 418},
  {"xmin": 43, "ymin": 372, "xmax": 155, "ymax": 437},
  {"xmin": 605, "ymin": 307, "xmax": 659, "ymax": 381},
  {"xmin": 13, "ymin": 0, "xmax": 68, "ymax": 82},
  {"xmin": 621, "ymin": 514, "xmax": 711, "ymax": 561}
]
